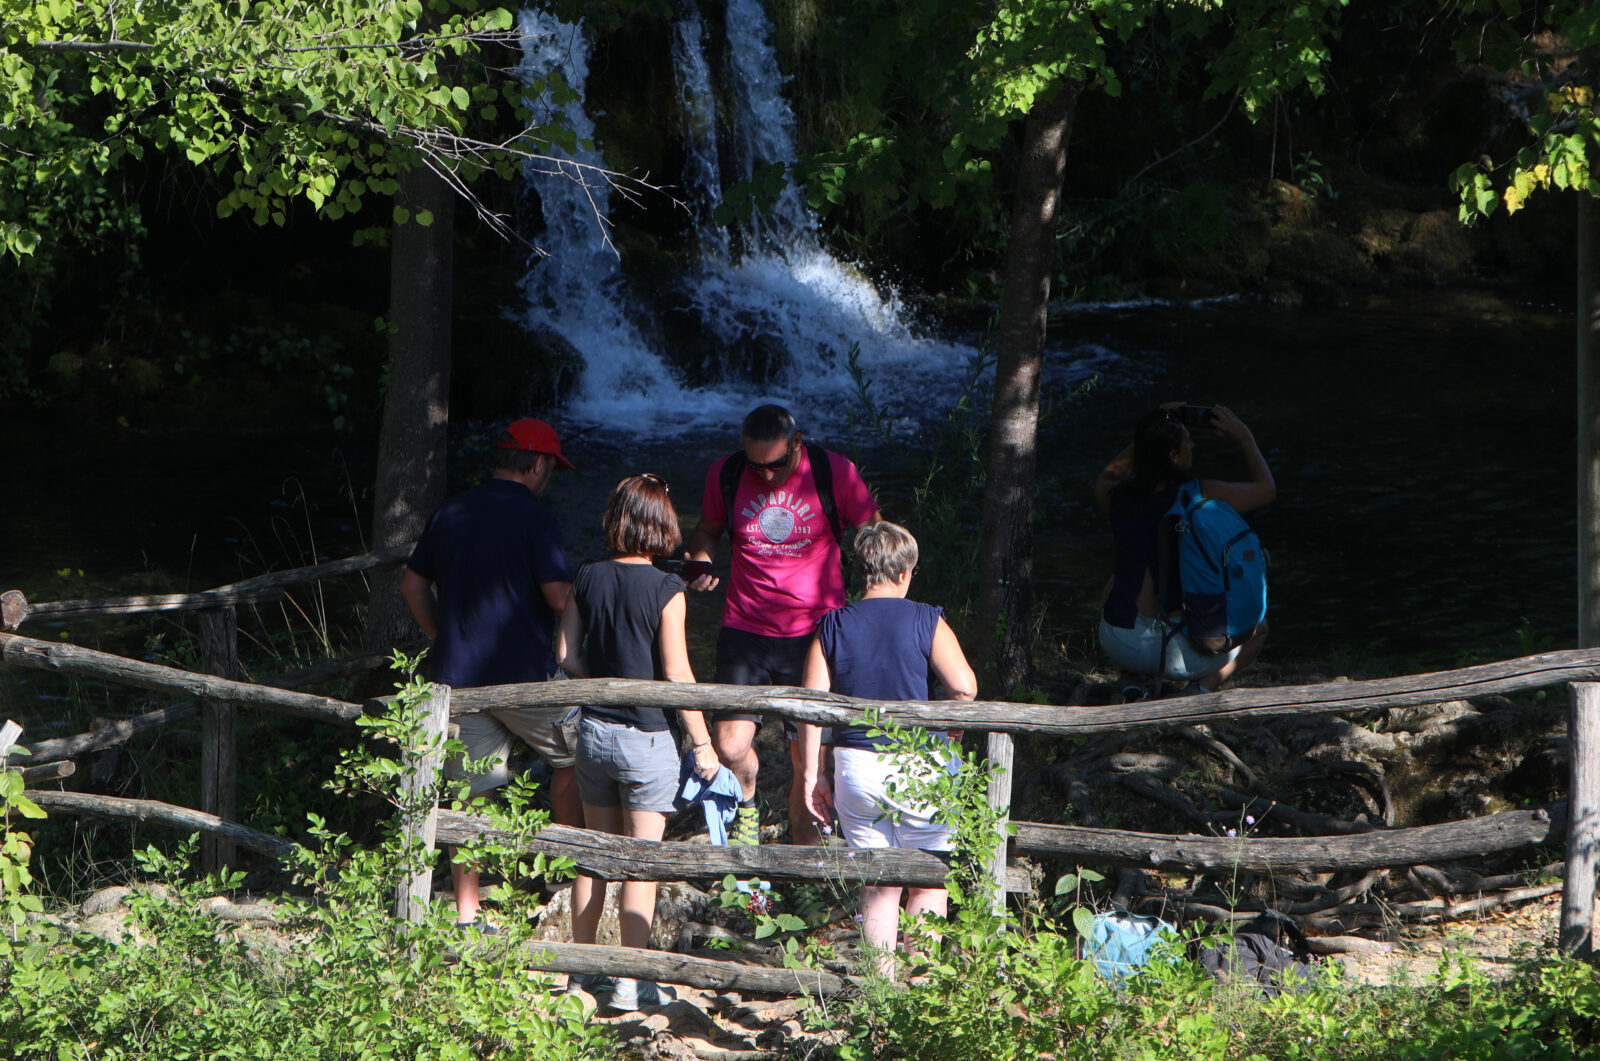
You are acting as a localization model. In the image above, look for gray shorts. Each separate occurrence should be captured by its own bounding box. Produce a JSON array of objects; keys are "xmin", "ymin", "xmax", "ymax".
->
[
  {"xmin": 448, "ymin": 706, "xmax": 580, "ymax": 798},
  {"xmin": 575, "ymin": 715, "xmax": 680, "ymax": 813}
]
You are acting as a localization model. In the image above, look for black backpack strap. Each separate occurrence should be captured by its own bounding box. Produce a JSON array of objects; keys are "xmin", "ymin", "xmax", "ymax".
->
[
  {"xmin": 806, "ymin": 443, "xmax": 843, "ymax": 544},
  {"xmin": 719, "ymin": 451, "xmax": 746, "ymax": 536},
  {"xmin": 721, "ymin": 444, "xmax": 845, "ymax": 546}
]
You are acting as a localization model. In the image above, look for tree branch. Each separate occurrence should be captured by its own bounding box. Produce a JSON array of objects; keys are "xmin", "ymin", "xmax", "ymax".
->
[{"xmin": 31, "ymin": 39, "xmax": 155, "ymax": 54}]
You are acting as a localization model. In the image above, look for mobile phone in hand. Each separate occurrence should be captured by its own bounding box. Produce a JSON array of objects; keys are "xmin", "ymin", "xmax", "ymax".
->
[{"xmin": 654, "ymin": 558, "xmax": 715, "ymax": 581}]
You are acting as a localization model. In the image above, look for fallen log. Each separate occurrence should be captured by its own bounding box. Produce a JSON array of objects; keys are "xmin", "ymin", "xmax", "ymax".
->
[
  {"xmin": 1203, "ymin": 786, "xmax": 1382, "ymax": 836},
  {"xmin": 0, "ymin": 633, "xmax": 362, "ymax": 727},
  {"xmin": 509, "ymin": 940, "xmax": 854, "ymax": 998},
  {"xmin": 422, "ymin": 647, "xmax": 1600, "ymax": 735},
  {"xmin": 18, "ymin": 760, "xmax": 74, "ymax": 783},
  {"xmin": 1011, "ymin": 804, "xmax": 1566, "ymax": 873},
  {"xmin": 436, "ymin": 813, "xmax": 1032, "ymax": 891},
  {"xmin": 1307, "ymin": 882, "xmax": 1563, "ymax": 925},
  {"xmin": 261, "ymin": 640, "xmax": 426, "ymax": 691},
  {"xmin": 1, "ymin": 586, "xmax": 284, "ymax": 628},
  {"xmin": 5, "ymin": 702, "xmax": 200, "ymax": 766},
  {"xmin": 25, "ymin": 790, "xmax": 296, "ymax": 860}
]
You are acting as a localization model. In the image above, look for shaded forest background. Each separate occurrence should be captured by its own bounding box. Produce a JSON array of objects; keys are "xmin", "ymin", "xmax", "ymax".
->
[{"xmin": 0, "ymin": 0, "xmax": 1578, "ymax": 440}]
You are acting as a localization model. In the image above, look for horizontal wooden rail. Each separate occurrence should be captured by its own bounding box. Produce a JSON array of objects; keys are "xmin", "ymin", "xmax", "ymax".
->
[
  {"xmin": 428, "ymin": 647, "xmax": 1600, "ymax": 735},
  {"xmin": 512, "ymin": 940, "xmax": 853, "ymax": 998},
  {"xmin": 436, "ymin": 814, "xmax": 1031, "ymax": 891},
  {"xmin": 0, "ymin": 544, "xmax": 411, "ymax": 630},
  {"xmin": 1011, "ymin": 804, "xmax": 1566, "ymax": 873},
  {"xmin": 0, "ymin": 632, "xmax": 363, "ymax": 727},
  {"xmin": 27, "ymin": 791, "xmax": 855, "ymax": 997}
]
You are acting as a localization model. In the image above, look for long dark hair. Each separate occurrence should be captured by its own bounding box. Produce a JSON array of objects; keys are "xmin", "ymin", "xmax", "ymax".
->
[{"xmin": 1125, "ymin": 408, "xmax": 1192, "ymax": 493}]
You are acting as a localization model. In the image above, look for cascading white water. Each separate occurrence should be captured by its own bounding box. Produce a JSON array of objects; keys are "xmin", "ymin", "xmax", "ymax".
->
[
  {"xmin": 672, "ymin": 2, "xmax": 728, "ymax": 257},
  {"xmin": 516, "ymin": 11, "xmax": 746, "ymax": 430},
  {"xmin": 720, "ymin": 0, "xmax": 812, "ymax": 244},
  {"xmin": 517, "ymin": 3, "xmax": 980, "ymax": 435}
]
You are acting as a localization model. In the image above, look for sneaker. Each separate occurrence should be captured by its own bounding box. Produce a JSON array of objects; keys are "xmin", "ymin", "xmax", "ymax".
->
[
  {"xmin": 729, "ymin": 804, "xmax": 761, "ymax": 847},
  {"xmin": 608, "ymin": 977, "xmax": 676, "ymax": 1012},
  {"xmin": 454, "ymin": 920, "xmax": 501, "ymax": 937}
]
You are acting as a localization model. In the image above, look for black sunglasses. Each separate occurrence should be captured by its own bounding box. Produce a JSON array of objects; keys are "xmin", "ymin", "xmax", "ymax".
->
[{"xmin": 747, "ymin": 438, "xmax": 796, "ymax": 471}]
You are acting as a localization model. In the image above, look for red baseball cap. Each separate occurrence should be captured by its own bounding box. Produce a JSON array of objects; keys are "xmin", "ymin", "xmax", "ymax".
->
[{"xmin": 498, "ymin": 418, "xmax": 576, "ymax": 470}]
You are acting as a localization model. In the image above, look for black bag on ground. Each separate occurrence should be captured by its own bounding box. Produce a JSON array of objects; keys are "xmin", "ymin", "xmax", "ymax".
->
[{"xmin": 1192, "ymin": 911, "xmax": 1321, "ymax": 996}]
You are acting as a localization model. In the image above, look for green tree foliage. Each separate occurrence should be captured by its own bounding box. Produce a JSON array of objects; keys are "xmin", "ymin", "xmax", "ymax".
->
[
  {"xmin": 1447, "ymin": 3, "xmax": 1600, "ymax": 220},
  {"xmin": 0, "ymin": 0, "xmax": 571, "ymax": 265},
  {"xmin": 804, "ymin": 0, "xmax": 1347, "ymax": 222}
]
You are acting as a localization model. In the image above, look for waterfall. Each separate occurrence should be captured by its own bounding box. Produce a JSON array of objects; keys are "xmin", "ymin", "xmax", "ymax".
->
[
  {"xmin": 672, "ymin": 3, "xmax": 728, "ymax": 256},
  {"xmin": 721, "ymin": 0, "xmax": 813, "ymax": 244},
  {"xmin": 516, "ymin": 3, "xmax": 979, "ymax": 436}
]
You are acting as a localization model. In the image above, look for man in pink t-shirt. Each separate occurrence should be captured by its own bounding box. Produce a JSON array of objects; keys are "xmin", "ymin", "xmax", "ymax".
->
[{"xmin": 685, "ymin": 404, "xmax": 880, "ymax": 846}]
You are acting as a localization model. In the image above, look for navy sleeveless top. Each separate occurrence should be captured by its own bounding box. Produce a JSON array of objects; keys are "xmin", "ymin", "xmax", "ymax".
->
[
  {"xmin": 817, "ymin": 597, "xmax": 941, "ymax": 752},
  {"xmin": 570, "ymin": 560, "xmax": 685, "ymax": 731}
]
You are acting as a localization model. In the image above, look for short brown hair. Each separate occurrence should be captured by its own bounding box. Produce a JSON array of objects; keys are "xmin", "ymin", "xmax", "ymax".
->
[
  {"xmin": 854, "ymin": 521, "xmax": 918, "ymax": 588},
  {"xmin": 604, "ymin": 474, "xmax": 681, "ymax": 557},
  {"xmin": 492, "ymin": 434, "xmax": 545, "ymax": 474}
]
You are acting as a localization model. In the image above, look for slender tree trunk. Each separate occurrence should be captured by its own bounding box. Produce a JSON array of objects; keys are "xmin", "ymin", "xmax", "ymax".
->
[
  {"xmin": 364, "ymin": 167, "xmax": 456, "ymax": 653},
  {"xmin": 975, "ymin": 79, "xmax": 1082, "ymax": 694},
  {"xmin": 1581, "ymin": 189, "xmax": 1600, "ymax": 647}
]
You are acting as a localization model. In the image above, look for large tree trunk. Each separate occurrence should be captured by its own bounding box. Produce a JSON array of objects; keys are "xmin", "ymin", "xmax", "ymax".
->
[
  {"xmin": 364, "ymin": 167, "xmax": 456, "ymax": 653},
  {"xmin": 1579, "ymin": 46, "xmax": 1600, "ymax": 649},
  {"xmin": 975, "ymin": 80, "xmax": 1082, "ymax": 694}
]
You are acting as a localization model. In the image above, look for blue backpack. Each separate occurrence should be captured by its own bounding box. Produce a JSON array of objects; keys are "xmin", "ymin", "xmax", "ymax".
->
[
  {"xmin": 1161, "ymin": 481, "xmax": 1267, "ymax": 654},
  {"xmin": 1084, "ymin": 910, "xmax": 1177, "ymax": 982}
]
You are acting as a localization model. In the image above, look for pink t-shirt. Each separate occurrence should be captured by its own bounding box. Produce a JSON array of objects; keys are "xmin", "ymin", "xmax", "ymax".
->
[{"xmin": 702, "ymin": 446, "xmax": 877, "ymax": 638}]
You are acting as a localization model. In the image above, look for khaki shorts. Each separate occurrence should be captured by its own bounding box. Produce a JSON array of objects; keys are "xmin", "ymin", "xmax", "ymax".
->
[{"xmin": 448, "ymin": 706, "xmax": 580, "ymax": 797}]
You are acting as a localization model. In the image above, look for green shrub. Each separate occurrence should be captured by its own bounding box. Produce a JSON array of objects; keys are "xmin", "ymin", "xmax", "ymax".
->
[{"xmin": 0, "ymin": 657, "xmax": 612, "ymax": 1060}]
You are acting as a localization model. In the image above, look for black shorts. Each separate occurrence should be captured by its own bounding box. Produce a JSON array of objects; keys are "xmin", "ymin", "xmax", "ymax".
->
[{"xmin": 712, "ymin": 626, "xmax": 827, "ymax": 740}]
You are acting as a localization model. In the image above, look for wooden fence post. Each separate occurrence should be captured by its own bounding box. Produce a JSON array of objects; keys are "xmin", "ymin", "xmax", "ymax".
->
[
  {"xmin": 396, "ymin": 684, "xmax": 451, "ymax": 923},
  {"xmin": 198, "ymin": 607, "xmax": 238, "ymax": 875},
  {"xmin": 985, "ymin": 731, "xmax": 1015, "ymax": 913},
  {"xmin": 1563, "ymin": 682, "xmax": 1600, "ymax": 955}
]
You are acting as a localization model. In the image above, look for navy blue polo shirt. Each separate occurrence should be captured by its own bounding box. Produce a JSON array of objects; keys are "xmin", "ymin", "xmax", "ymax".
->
[{"xmin": 407, "ymin": 477, "xmax": 573, "ymax": 687}]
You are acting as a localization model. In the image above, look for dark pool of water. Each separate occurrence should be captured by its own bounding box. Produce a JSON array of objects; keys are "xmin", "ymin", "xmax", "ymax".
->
[
  {"xmin": 0, "ymin": 288, "xmax": 1578, "ymax": 727},
  {"xmin": 1033, "ymin": 288, "xmax": 1576, "ymax": 668}
]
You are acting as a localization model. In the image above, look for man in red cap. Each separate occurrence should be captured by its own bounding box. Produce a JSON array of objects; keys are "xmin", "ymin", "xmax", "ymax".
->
[{"xmin": 402, "ymin": 417, "xmax": 583, "ymax": 932}]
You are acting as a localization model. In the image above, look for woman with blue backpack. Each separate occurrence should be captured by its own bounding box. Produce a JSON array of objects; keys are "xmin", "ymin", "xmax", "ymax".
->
[{"xmin": 1093, "ymin": 403, "xmax": 1276, "ymax": 696}]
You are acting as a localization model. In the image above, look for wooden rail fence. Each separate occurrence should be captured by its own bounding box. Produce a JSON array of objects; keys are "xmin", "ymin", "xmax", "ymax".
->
[{"xmin": 5, "ymin": 546, "xmax": 1600, "ymax": 999}]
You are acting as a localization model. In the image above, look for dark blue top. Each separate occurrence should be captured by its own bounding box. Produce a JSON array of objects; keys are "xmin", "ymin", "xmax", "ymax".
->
[
  {"xmin": 571, "ymin": 560, "xmax": 685, "ymax": 732},
  {"xmin": 1103, "ymin": 480, "xmax": 1183, "ymax": 629},
  {"xmin": 407, "ymin": 478, "xmax": 572, "ymax": 687},
  {"xmin": 817, "ymin": 597, "xmax": 942, "ymax": 752}
]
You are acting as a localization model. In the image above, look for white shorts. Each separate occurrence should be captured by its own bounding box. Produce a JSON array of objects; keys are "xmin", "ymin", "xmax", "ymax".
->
[
  {"xmin": 1098, "ymin": 615, "xmax": 1240, "ymax": 682},
  {"xmin": 832, "ymin": 746, "xmax": 954, "ymax": 853}
]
